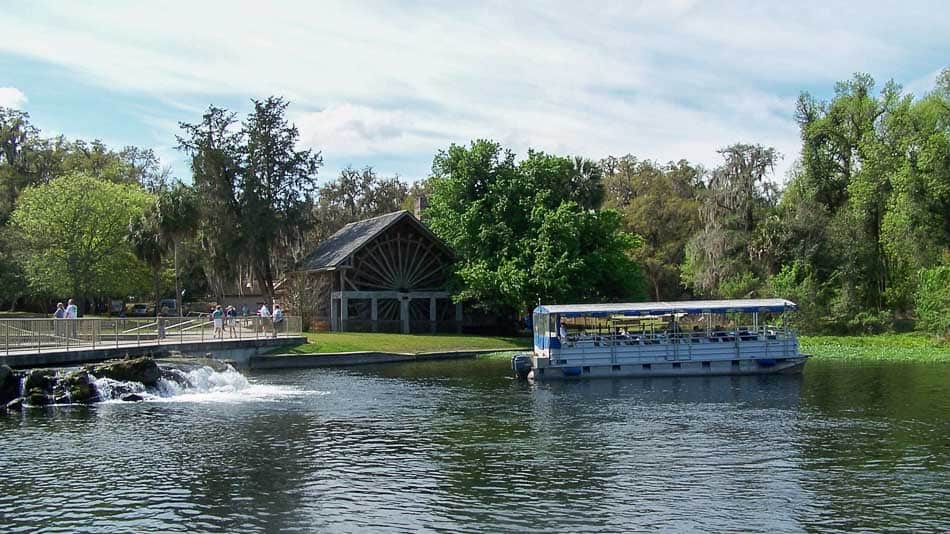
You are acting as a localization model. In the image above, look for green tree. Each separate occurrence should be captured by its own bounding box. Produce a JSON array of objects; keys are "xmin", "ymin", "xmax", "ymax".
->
[
  {"xmin": 127, "ymin": 210, "xmax": 165, "ymax": 314},
  {"xmin": 177, "ymin": 106, "xmax": 245, "ymax": 299},
  {"xmin": 426, "ymin": 140, "xmax": 643, "ymax": 321},
  {"xmin": 683, "ymin": 144, "xmax": 780, "ymax": 296},
  {"xmin": 312, "ymin": 166, "xmax": 408, "ymax": 242},
  {"xmin": 241, "ymin": 96, "xmax": 323, "ymax": 302},
  {"xmin": 10, "ymin": 173, "xmax": 153, "ymax": 311},
  {"xmin": 602, "ymin": 156, "xmax": 703, "ymax": 300}
]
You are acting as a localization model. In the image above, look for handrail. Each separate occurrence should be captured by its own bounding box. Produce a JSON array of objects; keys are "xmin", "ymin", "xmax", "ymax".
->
[{"xmin": 0, "ymin": 316, "xmax": 303, "ymax": 356}]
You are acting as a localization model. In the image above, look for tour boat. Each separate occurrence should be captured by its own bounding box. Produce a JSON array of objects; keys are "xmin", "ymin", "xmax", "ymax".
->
[{"xmin": 512, "ymin": 299, "xmax": 809, "ymax": 380}]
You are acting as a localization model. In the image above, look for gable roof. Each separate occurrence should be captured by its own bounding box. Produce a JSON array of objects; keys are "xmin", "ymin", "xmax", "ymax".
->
[{"xmin": 296, "ymin": 210, "xmax": 453, "ymax": 272}]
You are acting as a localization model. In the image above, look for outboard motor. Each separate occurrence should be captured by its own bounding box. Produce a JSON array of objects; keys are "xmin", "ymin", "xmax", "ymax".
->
[{"xmin": 511, "ymin": 352, "xmax": 533, "ymax": 380}]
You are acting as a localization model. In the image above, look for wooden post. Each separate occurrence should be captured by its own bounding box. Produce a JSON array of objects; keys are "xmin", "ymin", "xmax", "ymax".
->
[
  {"xmin": 401, "ymin": 296, "xmax": 410, "ymax": 334},
  {"xmin": 341, "ymin": 294, "xmax": 348, "ymax": 332},
  {"xmin": 371, "ymin": 297, "xmax": 378, "ymax": 333},
  {"xmin": 429, "ymin": 297, "xmax": 437, "ymax": 333},
  {"xmin": 455, "ymin": 302, "xmax": 463, "ymax": 333},
  {"xmin": 330, "ymin": 296, "xmax": 338, "ymax": 331}
]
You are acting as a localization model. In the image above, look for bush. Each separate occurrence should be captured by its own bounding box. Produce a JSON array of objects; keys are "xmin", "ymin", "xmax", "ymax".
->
[{"xmin": 916, "ymin": 265, "xmax": 950, "ymax": 337}]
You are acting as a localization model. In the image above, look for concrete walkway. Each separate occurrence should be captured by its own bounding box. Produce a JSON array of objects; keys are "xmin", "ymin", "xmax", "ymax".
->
[
  {"xmin": 1, "ymin": 336, "xmax": 306, "ymax": 369},
  {"xmin": 247, "ymin": 347, "xmax": 529, "ymax": 370}
]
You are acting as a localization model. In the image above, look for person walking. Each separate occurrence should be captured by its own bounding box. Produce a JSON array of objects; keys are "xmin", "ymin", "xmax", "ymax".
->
[
  {"xmin": 272, "ymin": 304, "xmax": 284, "ymax": 338},
  {"xmin": 211, "ymin": 305, "xmax": 224, "ymax": 340}
]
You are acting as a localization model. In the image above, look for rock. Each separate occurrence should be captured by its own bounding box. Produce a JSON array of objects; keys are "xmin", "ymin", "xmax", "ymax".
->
[
  {"xmin": 120, "ymin": 393, "xmax": 144, "ymax": 402},
  {"xmin": 160, "ymin": 368, "xmax": 191, "ymax": 388},
  {"xmin": 24, "ymin": 370, "xmax": 55, "ymax": 394},
  {"xmin": 157, "ymin": 356, "xmax": 230, "ymax": 373},
  {"xmin": 5, "ymin": 397, "xmax": 24, "ymax": 411},
  {"xmin": 0, "ymin": 365, "xmax": 20, "ymax": 405},
  {"xmin": 90, "ymin": 357, "xmax": 161, "ymax": 387},
  {"xmin": 53, "ymin": 393, "xmax": 71, "ymax": 404},
  {"xmin": 63, "ymin": 370, "xmax": 100, "ymax": 404},
  {"xmin": 27, "ymin": 387, "xmax": 50, "ymax": 406}
]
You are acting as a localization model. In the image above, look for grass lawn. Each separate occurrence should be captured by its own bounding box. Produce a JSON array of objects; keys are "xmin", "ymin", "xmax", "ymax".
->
[
  {"xmin": 283, "ymin": 332, "xmax": 531, "ymax": 354},
  {"xmin": 801, "ymin": 332, "xmax": 950, "ymax": 363}
]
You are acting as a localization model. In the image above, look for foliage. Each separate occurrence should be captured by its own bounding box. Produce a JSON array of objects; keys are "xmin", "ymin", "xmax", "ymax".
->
[
  {"xmin": 311, "ymin": 166, "xmax": 408, "ymax": 242},
  {"xmin": 684, "ymin": 143, "xmax": 780, "ymax": 296},
  {"xmin": 177, "ymin": 98, "xmax": 322, "ymax": 301},
  {"xmin": 241, "ymin": 97, "xmax": 323, "ymax": 301},
  {"xmin": 915, "ymin": 264, "xmax": 950, "ymax": 337},
  {"xmin": 800, "ymin": 333, "xmax": 949, "ymax": 362},
  {"xmin": 426, "ymin": 140, "xmax": 643, "ymax": 319},
  {"xmin": 10, "ymin": 173, "xmax": 153, "ymax": 307},
  {"xmin": 177, "ymin": 106, "xmax": 248, "ymax": 298},
  {"xmin": 787, "ymin": 71, "xmax": 950, "ymax": 329},
  {"xmin": 126, "ymin": 209, "xmax": 166, "ymax": 313},
  {"xmin": 602, "ymin": 156, "xmax": 702, "ymax": 299}
]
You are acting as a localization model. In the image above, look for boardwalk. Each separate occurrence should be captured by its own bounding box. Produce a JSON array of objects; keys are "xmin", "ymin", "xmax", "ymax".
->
[{"xmin": 1, "ymin": 316, "xmax": 304, "ymax": 367}]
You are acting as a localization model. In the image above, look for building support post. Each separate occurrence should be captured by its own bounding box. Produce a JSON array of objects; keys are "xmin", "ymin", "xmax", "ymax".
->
[
  {"xmin": 455, "ymin": 302, "xmax": 463, "ymax": 334},
  {"xmin": 400, "ymin": 297, "xmax": 410, "ymax": 334},
  {"xmin": 371, "ymin": 297, "xmax": 378, "ymax": 333},
  {"xmin": 330, "ymin": 297, "xmax": 338, "ymax": 331}
]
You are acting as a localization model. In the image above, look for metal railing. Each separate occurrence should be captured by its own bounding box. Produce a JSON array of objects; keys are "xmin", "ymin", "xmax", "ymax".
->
[{"xmin": 1, "ymin": 315, "xmax": 303, "ymax": 356}]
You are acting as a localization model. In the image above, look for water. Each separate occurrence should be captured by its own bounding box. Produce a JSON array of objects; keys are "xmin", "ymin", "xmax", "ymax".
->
[{"xmin": 1, "ymin": 357, "xmax": 948, "ymax": 533}]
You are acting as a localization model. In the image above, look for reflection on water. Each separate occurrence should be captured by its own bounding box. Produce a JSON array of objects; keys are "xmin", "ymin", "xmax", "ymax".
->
[{"xmin": 1, "ymin": 357, "xmax": 948, "ymax": 532}]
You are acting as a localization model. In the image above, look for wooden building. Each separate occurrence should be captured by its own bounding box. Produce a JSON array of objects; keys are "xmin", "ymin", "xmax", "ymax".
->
[{"xmin": 296, "ymin": 210, "xmax": 461, "ymax": 333}]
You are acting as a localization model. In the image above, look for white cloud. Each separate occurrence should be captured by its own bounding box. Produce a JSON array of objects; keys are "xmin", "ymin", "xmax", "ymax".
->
[
  {"xmin": 0, "ymin": 87, "xmax": 27, "ymax": 109},
  {"xmin": 0, "ymin": 1, "xmax": 946, "ymax": 180}
]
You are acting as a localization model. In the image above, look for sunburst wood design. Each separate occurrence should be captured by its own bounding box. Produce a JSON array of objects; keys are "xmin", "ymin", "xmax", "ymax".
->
[{"xmin": 347, "ymin": 219, "xmax": 451, "ymax": 292}]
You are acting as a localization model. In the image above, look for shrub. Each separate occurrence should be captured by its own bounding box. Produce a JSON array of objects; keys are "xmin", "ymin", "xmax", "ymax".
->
[{"xmin": 916, "ymin": 265, "xmax": 950, "ymax": 337}]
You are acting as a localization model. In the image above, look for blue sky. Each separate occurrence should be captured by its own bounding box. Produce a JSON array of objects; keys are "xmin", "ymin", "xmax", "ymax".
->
[{"xmin": 1, "ymin": 1, "xmax": 948, "ymax": 184}]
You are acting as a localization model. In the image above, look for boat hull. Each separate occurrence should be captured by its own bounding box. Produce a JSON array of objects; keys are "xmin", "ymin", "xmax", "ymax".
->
[{"xmin": 529, "ymin": 355, "xmax": 809, "ymax": 380}]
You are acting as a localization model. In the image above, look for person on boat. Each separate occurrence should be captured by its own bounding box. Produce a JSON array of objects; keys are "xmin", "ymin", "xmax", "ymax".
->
[{"xmin": 559, "ymin": 320, "xmax": 568, "ymax": 341}]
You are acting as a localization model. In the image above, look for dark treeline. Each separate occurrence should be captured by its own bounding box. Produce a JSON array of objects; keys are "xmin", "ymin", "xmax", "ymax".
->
[{"xmin": 0, "ymin": 72, "xmax": 947, "ymax": 336}]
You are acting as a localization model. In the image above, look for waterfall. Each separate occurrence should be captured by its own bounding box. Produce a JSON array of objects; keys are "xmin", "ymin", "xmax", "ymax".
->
[{"xmin": 93, "ymin": 363, "xmax": 252, "ymax": 402}]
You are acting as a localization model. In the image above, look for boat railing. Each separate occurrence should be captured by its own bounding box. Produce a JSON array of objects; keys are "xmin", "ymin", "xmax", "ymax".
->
[{"xmin": 559, "ymin": 324, "xmax": 794, "ymax": 349}]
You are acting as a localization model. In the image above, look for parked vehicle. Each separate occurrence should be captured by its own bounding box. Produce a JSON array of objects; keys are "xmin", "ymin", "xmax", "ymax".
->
[
  {"xmin": 129, "ymin": 303, "xmax": 150, "ymax": 316},
  {"xmin": 159, "ymin": 299, "xmax": 178, "ymax": 316}
]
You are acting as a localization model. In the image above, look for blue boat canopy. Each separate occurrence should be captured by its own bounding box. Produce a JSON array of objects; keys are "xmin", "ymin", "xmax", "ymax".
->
[{"xmin": 535, "ymin": 298, "xmax": 797, "ymax": 318}]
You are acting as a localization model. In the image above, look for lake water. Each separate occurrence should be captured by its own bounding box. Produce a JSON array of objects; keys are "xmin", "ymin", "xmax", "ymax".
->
[{"xmin": 1, "ymin": 357, "xmax": 948, "ymax": 533}]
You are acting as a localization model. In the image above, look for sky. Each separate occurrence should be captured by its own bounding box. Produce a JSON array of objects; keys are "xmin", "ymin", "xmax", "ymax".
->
[{"xmin": 1, "ymin": 0, "xmax": 948, "ymax": 184}]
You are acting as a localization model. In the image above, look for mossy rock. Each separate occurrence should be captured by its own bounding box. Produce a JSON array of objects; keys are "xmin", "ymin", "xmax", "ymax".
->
[
  {"xmin": 27, "ymin": 387, "xmax": 50, "ymax": 406},
  {"xmin": 90, "ymin": 357, "xmax": 161, "ymax": 387},
  {"xmin": 0, "ymin": 365, "xmax": 20, "ymax": 405},
  {"xmin": 24, "ymin": 370, "xmax": 55, "ymax": 394},
  {"xmin": 69, "ymin": 382, "xmax": 100, "ymax": 404}
]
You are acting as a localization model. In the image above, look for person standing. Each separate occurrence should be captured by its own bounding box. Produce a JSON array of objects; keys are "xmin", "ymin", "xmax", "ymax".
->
[
  {"xmin": 258, "ymin": 302, "xmax": 270, "ymax": 336},
  {"xmin": 226, "ymin": 305, "xmax": 238, "ymax": 338},
  {"xmin": 65, "ymin": 298, "xmax": 79, "ymax": 339},
  {"xmin": 272, "ymin": 304, "xmax": 283, "ymax": 338},
  {"xmin": 53, "ymin": 302, "xmax": 66, "ymax": 340},
  {"xmin": 211, "ymin": 305, "xmax": 224, "ymax": 340}
]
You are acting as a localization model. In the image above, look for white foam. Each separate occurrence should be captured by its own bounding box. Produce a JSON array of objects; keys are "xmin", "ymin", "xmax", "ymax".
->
[{"xmin": 92, "ymin": 364, "xmax": 325, "ymax": 404}]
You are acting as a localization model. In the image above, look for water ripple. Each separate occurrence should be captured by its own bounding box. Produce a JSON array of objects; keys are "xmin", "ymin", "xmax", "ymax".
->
[{"xmin": 1, "ymin": 359, "xmax": 948, "ymax": 532}]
